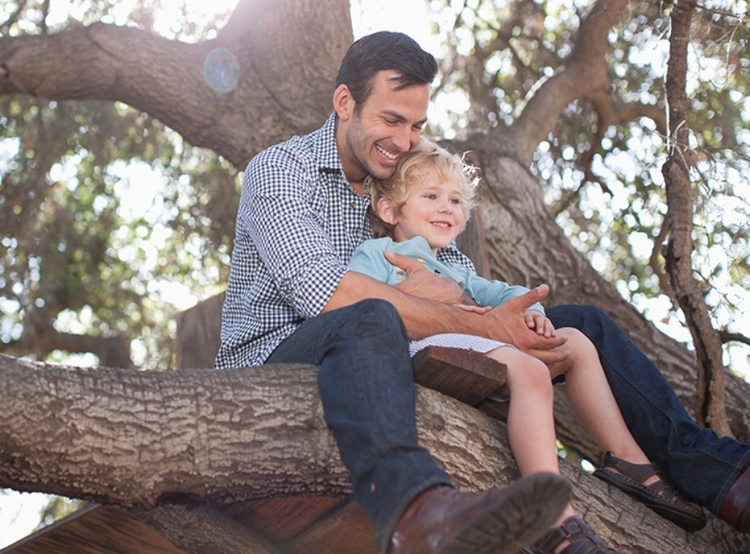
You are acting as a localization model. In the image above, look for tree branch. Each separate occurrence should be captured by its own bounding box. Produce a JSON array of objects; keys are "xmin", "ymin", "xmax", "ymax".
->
[
  {"xmin": 497, "ymin": 0, "xmax": 630, "ymax": 164},
  {"xmin": 0, "ymin": 0, "xmax": 350, "ymax": 168},
  {"xmin": 661, "ymin": 0, "xmax": 731, "ymax": 437},
  {"xmin": 0, "ymin": 353, "xmax": 746, "ymax": 552}
]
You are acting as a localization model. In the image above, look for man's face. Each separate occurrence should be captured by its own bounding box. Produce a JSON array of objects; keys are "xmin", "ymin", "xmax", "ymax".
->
[{"xmin": 336, "ymin": 71, "xmax": 430, "ymax": 187}]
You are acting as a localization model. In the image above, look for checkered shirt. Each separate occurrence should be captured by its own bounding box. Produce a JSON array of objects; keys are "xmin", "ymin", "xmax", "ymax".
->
[{"xmin": 214, "ymin": 113, "xmax": 475, "ymax": 368}]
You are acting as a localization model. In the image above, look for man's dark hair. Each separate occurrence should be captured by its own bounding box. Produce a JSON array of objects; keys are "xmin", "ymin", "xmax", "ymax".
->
[{"xmin": 335, "ymin": 31, "xmax": 438, "ymax": 111}]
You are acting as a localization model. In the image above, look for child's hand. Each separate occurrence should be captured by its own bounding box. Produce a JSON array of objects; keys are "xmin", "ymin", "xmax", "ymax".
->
[{"xmin": 524, "ymin": 310, "xmax": 557, "ymax": 338}]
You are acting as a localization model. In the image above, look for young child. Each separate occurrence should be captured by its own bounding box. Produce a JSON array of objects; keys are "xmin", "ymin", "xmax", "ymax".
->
[{"xmin": 348, "ymin": 139, "xmax": 706, "ymax": 554}]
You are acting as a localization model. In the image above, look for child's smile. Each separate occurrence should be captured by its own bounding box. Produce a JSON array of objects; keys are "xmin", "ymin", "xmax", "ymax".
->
[{"xmin": 390, "ymin": 175, "xmax": 465, "ymax": 252}]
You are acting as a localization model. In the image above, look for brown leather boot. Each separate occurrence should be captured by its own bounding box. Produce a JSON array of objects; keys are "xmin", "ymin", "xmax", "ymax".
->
[
  {"xmin": 719, "ymin": 463, "xmax": 750, "ymax": 533},
  {"xmin": 388, "ymin": 472, "xmax": 572, "ymax": 554}
]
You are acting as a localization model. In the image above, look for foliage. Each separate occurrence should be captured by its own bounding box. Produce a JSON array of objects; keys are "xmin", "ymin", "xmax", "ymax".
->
[
  {"xmin": 0, "ymin": 0, "xmax": 239, "ymax": 370},
  {"xmin": 425, "ymin": 0, "xmax": 749, "ymax": 369}
]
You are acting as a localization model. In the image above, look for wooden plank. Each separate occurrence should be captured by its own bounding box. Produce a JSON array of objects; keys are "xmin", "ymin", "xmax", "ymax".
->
[
  {"xmin": 282, "ymin": 499, "xmax": 378, "ymax": 554},
  {"xmin": 223, "ymin": 496, "xmax": 343, "ymax": 541},
  {"xmin": 455, "ymin": 209, "xmax": 490, "ymax": 279},
  {"xmin": 223, "ymin": 496, "xmax": 378, "ymax": 554},
  {"xmin": 0, "ymin": 505, "xmax": 185, "ymax": 554},
  {"xmin": 412, "ymin": 346, "xmax": 507, "ymax": 405},
  {"xmin": 412, "ymin": 346, "xmax": 510, "ymax": 422},
  {"xmin": 175, "ymin": 292, "xmax": 224, "ymax": 370}
]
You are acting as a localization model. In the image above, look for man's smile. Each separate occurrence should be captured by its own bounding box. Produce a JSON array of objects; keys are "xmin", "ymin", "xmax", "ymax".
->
[{"xmin": 375, "ymin": 143, "xmax": 399, "ymax": 161}]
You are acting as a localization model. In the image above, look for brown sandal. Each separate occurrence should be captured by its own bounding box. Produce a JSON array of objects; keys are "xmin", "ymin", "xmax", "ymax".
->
[
  {"xmin": 593, "ymin": 452, "xmax": 706, "ymax": 531},
  {"xmin": 520, "ymin": 516, "xmax": 624, "ymax": 553}
]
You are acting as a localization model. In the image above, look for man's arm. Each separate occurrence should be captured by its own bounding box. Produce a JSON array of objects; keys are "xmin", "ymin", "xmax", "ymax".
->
[
  {"xmin": 323, "ymin": 270, "xmax": 569, "ymax": 365},
  {"xmin": 384, "ymin": 250, "xmax": 476, "ymax": 305}
]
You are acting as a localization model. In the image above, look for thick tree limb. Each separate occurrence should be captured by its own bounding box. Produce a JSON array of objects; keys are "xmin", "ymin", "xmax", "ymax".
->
[
  {"xmin": 137, "ymin": 504, "xmax": 276, "ymax": 554},
  {"xmin": 0, "ymin": 327, "xmax": 132, "ymax": 368},
  {"xmin": 0, "ymin": 0, "xmax": 351, "ymax": 168},
  {"xmin": 488, "ymin": 0, "xmax": 630, "ymax": 165},
  {"xmin": 1, "ymin": 354, "xmax": 749, "ymax": 552}
]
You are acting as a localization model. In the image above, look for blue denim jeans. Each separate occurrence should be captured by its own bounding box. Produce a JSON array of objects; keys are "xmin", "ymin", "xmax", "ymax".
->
[
  {"xmin": 547, "ymin": 304, "xmax": 750, "ymax": 515},
  {"xmin": 267, "ymin": 299, "xmax": 452, "ymax": 552}
]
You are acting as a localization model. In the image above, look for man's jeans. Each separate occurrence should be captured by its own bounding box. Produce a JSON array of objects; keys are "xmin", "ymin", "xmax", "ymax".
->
[
  {"xmin": 267, "ymin": 299, "xmax": 452, "ymax": 552},
  {"xmin": 547, "ymin": 304, "xmax": 750, "ymax": 515}
]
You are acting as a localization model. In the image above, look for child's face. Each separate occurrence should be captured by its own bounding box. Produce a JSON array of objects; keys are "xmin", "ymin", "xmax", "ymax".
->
[{"xmin": 387, "ymin": 174, "xmax": 465, "ymax": 251}]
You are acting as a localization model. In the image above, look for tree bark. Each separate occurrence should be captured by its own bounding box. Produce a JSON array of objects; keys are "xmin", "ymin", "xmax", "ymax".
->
[
  {"xmin": 137, "ymin": 504, "xmax": 276, "ymax": 554},
  {"xmin": 0, "ymin": 0, "xmax": 352, "ymax": 168},
  {"xmin": 661, "ymin": 0, "xmax": 731, "ymax": 437},
  {"xmin": 0, "ymin": 353, "xmax": 748, "ymax": 553}
]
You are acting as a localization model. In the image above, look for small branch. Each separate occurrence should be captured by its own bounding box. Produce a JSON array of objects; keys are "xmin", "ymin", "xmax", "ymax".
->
[{"xmin": 719, "ymin": 330, "xmax": 750, "ymax": 347}]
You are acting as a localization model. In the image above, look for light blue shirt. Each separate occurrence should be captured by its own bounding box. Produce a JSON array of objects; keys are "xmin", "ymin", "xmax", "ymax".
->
[{"xmin": 348, "ymin": 236, "xmax": 545, "ymax": 312}]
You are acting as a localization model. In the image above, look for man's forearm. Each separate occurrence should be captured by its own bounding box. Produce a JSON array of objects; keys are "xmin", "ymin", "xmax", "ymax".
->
[
  {"xmin": 323, "ymin": 273, "xmax": 569, "ymax": 365},
  {"xmin": 322, "ymin": 271, "xmax": 484, "ymax": 340}
]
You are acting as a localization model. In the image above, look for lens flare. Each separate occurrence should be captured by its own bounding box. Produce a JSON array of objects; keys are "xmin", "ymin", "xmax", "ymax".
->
[{"xmin": 204, "ymin": 48, "xmax": 239, "ymax": 92}]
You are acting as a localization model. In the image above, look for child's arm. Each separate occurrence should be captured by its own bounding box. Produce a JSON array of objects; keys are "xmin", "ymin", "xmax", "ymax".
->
[{"xmin": 348, "ymin": 238, "xmax": 402, "ymax": 286}]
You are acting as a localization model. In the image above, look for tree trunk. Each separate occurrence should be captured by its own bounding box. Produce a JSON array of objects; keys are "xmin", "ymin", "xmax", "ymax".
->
[{"xmin": 0, "ymin": 353, "xmax": 748, "ymax": 553}]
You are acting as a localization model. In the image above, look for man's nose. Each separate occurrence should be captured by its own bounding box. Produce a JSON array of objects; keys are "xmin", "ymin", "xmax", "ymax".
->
[
  {"xmin": 396, "ymin": 124, "xmax": 423, "ymax": 152},
  {"xmin": 392, "ymin": 126, "xmax": 413, "ymax": 152}
]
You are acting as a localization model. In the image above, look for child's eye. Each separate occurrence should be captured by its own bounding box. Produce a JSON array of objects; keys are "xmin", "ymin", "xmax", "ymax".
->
[{"xmin": 450, "ymin": 198, "xmax": 461, "ymax": 205}]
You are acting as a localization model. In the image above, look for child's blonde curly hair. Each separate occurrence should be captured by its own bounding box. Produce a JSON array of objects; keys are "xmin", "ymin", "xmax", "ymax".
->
[{"xmin": 365, "ymin": 138, "xmax": 480, "ymax": 239}]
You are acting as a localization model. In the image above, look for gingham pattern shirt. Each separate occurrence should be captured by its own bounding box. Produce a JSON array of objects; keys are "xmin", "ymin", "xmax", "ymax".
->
[{"xmin": 214, "ymin": 113, "xmax": 475, "ymax": 368}]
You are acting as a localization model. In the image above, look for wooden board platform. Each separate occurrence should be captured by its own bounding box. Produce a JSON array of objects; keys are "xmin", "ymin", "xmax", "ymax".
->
[
  {"xmin": 0, "ymin": 504, "xmax": 184, "ymax": 554},
  {"xmin": 412, "ymin": 346, "xmax": 509, "ymax": 421}
]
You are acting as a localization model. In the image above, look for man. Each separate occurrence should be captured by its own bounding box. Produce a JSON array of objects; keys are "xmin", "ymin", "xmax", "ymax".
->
[
  {"xmin": 216, "ymin": 31, "xmax": 572, "ymax": 554},
  {"xmin": 217, "ymin": 30, "xmax": 750, "ymax": 550}
]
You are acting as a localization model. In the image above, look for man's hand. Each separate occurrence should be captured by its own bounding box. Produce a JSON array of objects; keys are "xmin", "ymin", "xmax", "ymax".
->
[
  {"xmin": 484, "ymin": 285, "xmax": 570, "ymax": 367},
  {"xmin": 385, "ymin": 250, "xmax": 475, "ymax": 305}
]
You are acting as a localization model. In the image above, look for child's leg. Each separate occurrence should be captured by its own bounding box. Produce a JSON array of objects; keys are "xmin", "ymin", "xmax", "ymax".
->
[
  {"xmin": 548, "ymin": 329, "xmax": 707, "ymax": 533},
  {"xmin": 485, "ymin": 346, "xmax": 577, "ymax": 527},
  {"xmin": 550, "ymin": 328, "xmax": 649, "ymax": 465}
]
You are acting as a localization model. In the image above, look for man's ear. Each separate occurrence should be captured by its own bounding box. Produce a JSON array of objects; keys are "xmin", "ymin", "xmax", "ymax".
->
[
  {"xmin": 377, "ymin": 197, "xmax": 399, "ymax": 225},
  {"xmin": 333, "ymin": 84, "xmax": 356, "ymax": 121}
]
